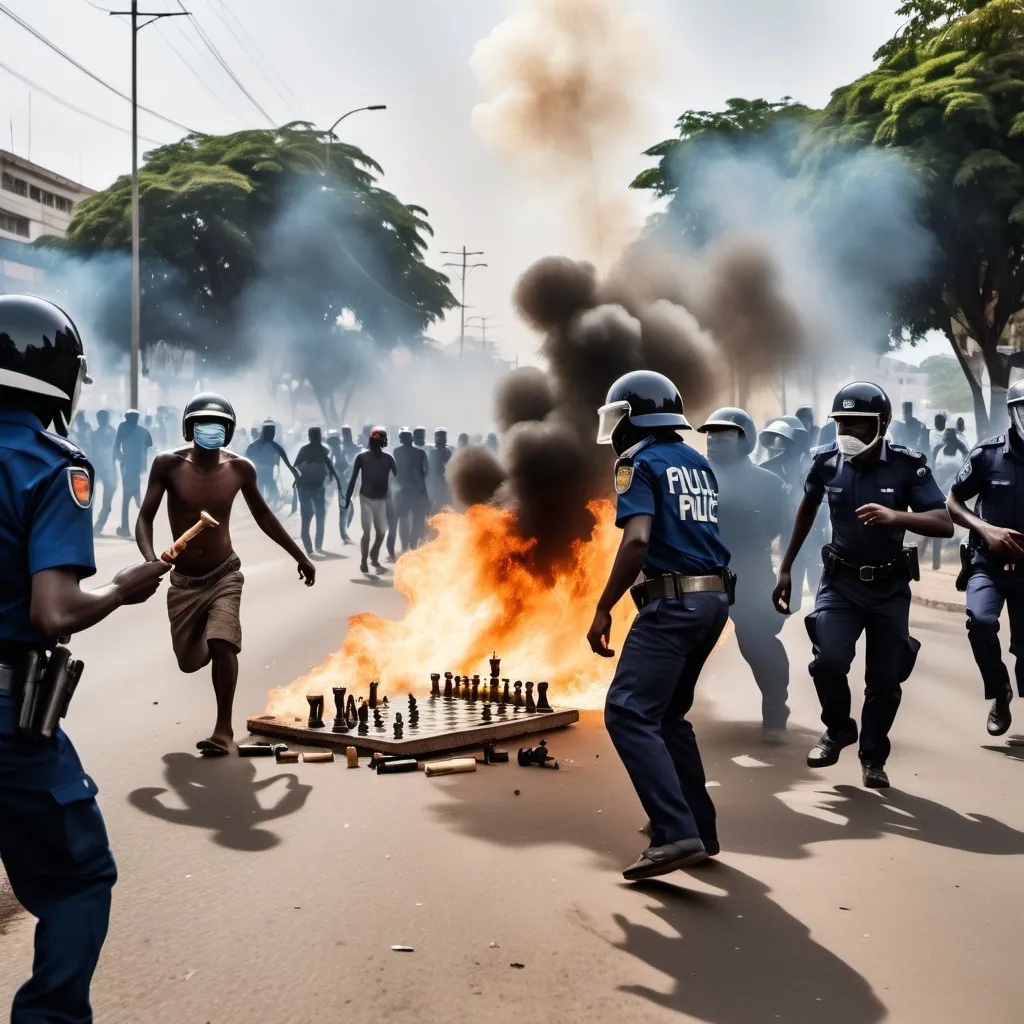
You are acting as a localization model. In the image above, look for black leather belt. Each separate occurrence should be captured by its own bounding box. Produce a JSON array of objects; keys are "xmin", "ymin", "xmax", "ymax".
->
[
  {"xmin": 823, "ymin": 546, "xmax": 901, "ymax": 582},
  {"xmin": 631, "ymin": 572, "xmax": 726, "ymax": 610}
]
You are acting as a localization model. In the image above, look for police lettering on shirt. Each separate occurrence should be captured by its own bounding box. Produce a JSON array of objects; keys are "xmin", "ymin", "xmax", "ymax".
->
[{"xmin": 665, "ymin": 465, "xmax": 719, "ymax": 524}]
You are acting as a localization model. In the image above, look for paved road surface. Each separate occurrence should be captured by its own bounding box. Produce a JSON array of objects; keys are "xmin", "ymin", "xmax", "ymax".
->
[{"xmin": 2, "ymin": 508, "xmax": 1023, "ymax": 1023}]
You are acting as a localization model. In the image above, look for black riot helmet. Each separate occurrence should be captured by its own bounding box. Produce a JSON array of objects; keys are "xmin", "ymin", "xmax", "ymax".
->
[
  {"xmin": 829, "ymin": 382, "xmax": 892, "ymax": 432},
  {"xmin": 341, "ymin": 424, "xmax": 353, "ymax": 444},
  {"xmin": 413, "ymin": 426, "xmax": 427, "ymax": 446},
  {"xmin": 182, "ymin": 392, "xmax": 236, "ymax": 444},
  {"xmin": 698, "ymin": 407, "xmax": 756, "ymax": 456},
  {"xmin": 0, "ymin": 294, "xmax": 92, "ymax": 436},
  {"xmin": 260, "ymin": 419, "xmax": 276, "ymax": 443},
  {"xmin": 597, "ymin": 370, "xmax": 690, "ymax": 455},
  {"xmin": 434, "ymin": 427, "xmax": 448, "ymax": 447}
]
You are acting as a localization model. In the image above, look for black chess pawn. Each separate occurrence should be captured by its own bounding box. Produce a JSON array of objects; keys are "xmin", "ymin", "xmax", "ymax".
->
[
  {"xmin": 462, "ymin": 676, "xmax": 472, "ymax": 700},
  {"xmin": 430, "ymin": 674, "xmax": 442, "ymax": 698},
  {"xmin": 394, "ymin": 712, "xmax": 404, "ymax": 739},
  {"xmin": 501, "ymin": 680, "xmax": 511, "ymax": 705},
  {"xmin": 452, "ymin": 675, "xmax": 462, "ymax": 699},
  {"xmin": 369, "ymin": 681, "xmax": 379, "ymax": 709},
  {"xmin": 443, "ymin": 673, "xmax": 454, "ymax": 700},
  {"xmin": 525, "ymin": 681, "xmax": 536, "ymax": 714},
  {"xmin": 481, "ymin": 703, "xmax": 492, "ymax": 723},
  {"xmin": 357, "ymin": 701, "xmax": 369, "ymax": 735},
  {"xmin": 409, "ymin": 712, "xmax": 419, "ymax": 729},
  {"xmin": 306, "ymin": 694, "xmax": 325, "ymax": 729},
  {"xmin": 489, "ymin": 679, "xmax": 500, "ymax": 703},
  {"xmin": 373, "ymin": 708, "xmax": 384, "ymax": 729},
  {"xmin": 332, "ymin": 687, "xmax": 349, "ymax": 731},
  {"xmin": 470, "ymin": 677, "xmax": 479, "ymax": 702},
  {"xmin": 513, "ymin": 681, "xmax": 524, "ymax": 709},
  {"xmin": 536, "ymin": 681, "xmax": 554, "ymax": 713},
  {"xmin": 408, "ymin": 695, "xmax": 418, "ymax": 711}
]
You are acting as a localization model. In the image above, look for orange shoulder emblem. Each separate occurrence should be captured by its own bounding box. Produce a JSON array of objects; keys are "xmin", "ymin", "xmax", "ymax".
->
[{"xmin": 67, "ymin": 467, "xmax": 93, "ymax": 509}]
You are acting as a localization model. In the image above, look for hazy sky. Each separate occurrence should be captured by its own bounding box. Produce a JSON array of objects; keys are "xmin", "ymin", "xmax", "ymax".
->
[{"xmin": 1, "ymin": 0, "xmax": 925, "ymax": 362}]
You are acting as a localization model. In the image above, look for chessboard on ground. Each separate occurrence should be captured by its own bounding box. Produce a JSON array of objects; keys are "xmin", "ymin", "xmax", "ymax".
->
[{"xmin": 247, "ymin": 667, "xmax": 580, "ymax": 757}]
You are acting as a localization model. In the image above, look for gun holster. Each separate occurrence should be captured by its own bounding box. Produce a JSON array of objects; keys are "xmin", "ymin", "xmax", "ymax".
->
[
  {"xmin": 17, "ymin": 646, "xmax": 85, "ymax": 741},
  {"xmin": 725, "ymin": 570, "xmax": 738, "ymax": 606},
  {"xmin": 903, "ymin": 546, "xmax": 921, "ymax": 583},
  {"xmin": 956, "ymin": 542, "xmax": 973, "ymax": 593}
]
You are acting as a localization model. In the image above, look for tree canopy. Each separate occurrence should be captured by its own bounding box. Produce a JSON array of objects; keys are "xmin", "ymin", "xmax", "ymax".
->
[{"xmin": 39, "ymin": 123, "xmax": 457, "ymax": 412}]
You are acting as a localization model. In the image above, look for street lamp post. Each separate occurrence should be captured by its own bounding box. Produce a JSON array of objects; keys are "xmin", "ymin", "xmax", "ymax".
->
[
  {"xmin": 324, "ymin": 105, "xmax": 387, "ymax": 174},
  {"xmin": 109, "ymin": 1, "xmax": 189, "ymax": 411}
]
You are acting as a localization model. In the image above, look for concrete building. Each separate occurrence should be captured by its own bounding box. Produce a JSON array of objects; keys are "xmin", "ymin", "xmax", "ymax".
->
[{"xmin": 0, "ymin": 149, "xmax": 93, "ymax": 243}]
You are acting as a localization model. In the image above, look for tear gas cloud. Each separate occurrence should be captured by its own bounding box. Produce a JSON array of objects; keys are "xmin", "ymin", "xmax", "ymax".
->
[{"xmin": 457, "ymin": 0, "xmax": 936, "ymax": 565}]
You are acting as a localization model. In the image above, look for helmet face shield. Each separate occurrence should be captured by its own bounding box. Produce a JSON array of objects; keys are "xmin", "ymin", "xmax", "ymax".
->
[
  {"xmin": 1011, "ymin": 404, "xmax": 1024, "ymax": 442},
  {"xmin": 596, "ymin": 400, "xmax": 630, "ymax": 445}
]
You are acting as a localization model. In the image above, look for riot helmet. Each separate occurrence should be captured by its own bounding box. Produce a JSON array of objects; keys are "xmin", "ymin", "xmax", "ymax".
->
[
  {"xmin": 182, "ymin": 392, "xmax": 236, "ymax": 445},
  {"xmin": 0, "ymin": 294, "xmax": 92, "ymax": 436},
  {"xmin": 341, "ymin": 425, "xmax": 353, "ymax": 444},
  {"xmin": 759, "ymin": 417, "xmax": 807, "ymax": 456},
  {"xmin": 125, "ymin": 409, "xmax": 140, "ymax": 426},
  {"xmin": 413, "ymin": 426, "xmax": 427, "ymax": 446},
  {"xmin": 260, "ymin": 419, "xmax": 276, "ymax": 443},
  {"xmin": 369, "ymin": 427, "xmax": 388, "ymax": 450},
  {"xmin": 794, "ymin": 405, "xmax": 815, "ymax": 432},
  {"xmin": 597, "ymin": 370, "xmax": 690, "ymax": 456},
  {"xmin": 434, "ymin": 427, "xmax": 448, "ymax": 447},
  {"xmin": 698, "ymin": 407, "xmax": 756, "ymax": 462},
  {"xmin": 829, "ymin": 382, "xmax": 892, "ymax": 458},
  {"xmin": 399, "ymin": 428, "xmax": 413, "ymax": 445}
]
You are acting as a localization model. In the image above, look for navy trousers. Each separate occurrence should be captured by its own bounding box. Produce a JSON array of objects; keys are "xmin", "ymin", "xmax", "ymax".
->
[
  {"xmin": 965, "ymin": 569, "xmax": 1024, "ymax": 700},
  {"xmin": 806, "ymin": 572, "xmax": 920, "ymax": 764},
  {"xmin": 296, "ymin": 483, "xmax": 326, "ymax": 553},
  {"xmin": 0, "ymin": 695, "xmax": 117, "ymax": 1024},
  {"xmin": 731, "ymin": 586, "xmax": 790, "ymax": 729},
  {"xmin": 605, "ymin": 592, "xmax": 729, "ymax": 848}
]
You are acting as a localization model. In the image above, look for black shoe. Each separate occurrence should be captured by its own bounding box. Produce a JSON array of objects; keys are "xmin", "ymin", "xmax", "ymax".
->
[
  {"xmin": 862, "ymin": 762, "xmax": 890, "ymax": 789},
  {"xmin": 807, "ymin": 727, "xmax": 857, "ymax": 768},
  {"xmin": 987, "ymin": 697, "xmax": 1012, "ymax": 737},
  {"xmin": 622, "ymin": 839, "xmax": 708, "ymax": 881},
  {"xmin": 359, "ymin": 561, "xmax": 369, "ymax": 574}
]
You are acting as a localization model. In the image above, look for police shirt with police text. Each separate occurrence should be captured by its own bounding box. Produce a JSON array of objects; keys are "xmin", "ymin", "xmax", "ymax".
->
[
  {"xmin": 0, "ymin": 409, "xmax": 96, "ymax": 645},
  {"xmin": 615, "ymin": 438, "xmax": 730, "ymax": 577},
  {"xmin": 804, "ymin": 439, "xmax": 945, "ymax": 565},
  {"xmin": 949, "ymin": 433, "xmax": 1024, "ymax": 561}
]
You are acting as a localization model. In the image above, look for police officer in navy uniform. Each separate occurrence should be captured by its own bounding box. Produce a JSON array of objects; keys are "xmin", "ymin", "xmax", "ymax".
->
[
  {"xmin": 946, "ymin": 382, "xmax": 1024, "ymax": 737},
  {"xmin": 587, "ymin": 371, "xmax": 732, "ymax": 881},
  {"xmin": 698, "ymin": 408, "xmax": 791, "ymax": 742},
  {"xmin": 0, "ymin": 295, "xmax": 170, "ymax": 1023},
  {"xmin": 773, "ymin": 382, "xmax": 953, "ymax": 789}
]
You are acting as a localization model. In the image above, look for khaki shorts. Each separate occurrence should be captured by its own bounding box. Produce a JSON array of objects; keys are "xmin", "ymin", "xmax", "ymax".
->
[{"xmin": 167, "ymin": 555, "xmax": 243, "ymax": 673}]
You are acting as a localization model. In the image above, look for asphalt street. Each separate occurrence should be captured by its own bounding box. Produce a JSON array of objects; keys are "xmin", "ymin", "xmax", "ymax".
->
[{"xmin": 2, "ymin": 506, "xmax": 1023, "ymax": 1024}]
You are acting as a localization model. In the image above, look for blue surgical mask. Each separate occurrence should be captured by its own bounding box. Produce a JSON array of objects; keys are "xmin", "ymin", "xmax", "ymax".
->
[{"xmin": 194, "ymin": 423, "xmax": 227, "ymax": 449}]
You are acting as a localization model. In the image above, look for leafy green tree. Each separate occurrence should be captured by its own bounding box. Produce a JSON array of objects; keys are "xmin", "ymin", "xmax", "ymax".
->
[
  {"xmin": 825, "ymin": 0, "xmax": 1024, "ymax": 433},
  {"xmin": 920, "ymin": 352, "xmax": 978, "ymax": 411},
  {"xmin": 39, "ymin": 124, "xmax": 456, "ymax": 419}
]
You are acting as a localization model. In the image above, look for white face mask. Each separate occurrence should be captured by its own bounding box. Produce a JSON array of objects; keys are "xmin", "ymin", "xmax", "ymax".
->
[
  {"xmin": 836, "ymin": 434, "xmax": 869, "ymax": 457},
  {"xmin": 1012, "ymin": 405, "xmax": 1024, "ymax": 441},
  {"xmin": 705, "ymin": 430, "xmax": 742, "ymax": 462}
]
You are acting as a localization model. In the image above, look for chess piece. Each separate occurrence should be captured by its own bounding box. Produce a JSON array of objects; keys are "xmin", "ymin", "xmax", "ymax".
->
[
  {"xmin": 462, "ymin": 676, "xmax": 472, "ymax": 700},
  {"xmin": 525, "ymin": 681, "xmax": 536, "ymax": 714},
  {"xmin": 332, "ymin": 687, "xmax": 349, "ymax": 731},
  {"xmin": 536, "ymin": 681, "xmax": 554, "ymax": 713},
  {"xmin": 306, "ymin": 694, "xmax": 325, "ymax": 729},
  {"xmin": 409, "ymin": 695, "xmax": 418, "ymax": 711},
  {"xmin": 357, "ymin": 701, "xmax": 369, "ymax": 735},
  {"xmin": 514, "ymin": 681, "xmax": 524, "ymax": 709},
  {"xmin": 345, "ymin": 694, "xmax": 358, "ymax": 728},
  {"xmin": 501, "ymin": 680, "xmax": 511, "ymax": 705},
  {"xmin": 394, "ymin": 712, "xmax": 404, "ymax": 739},
  {"xmin": 443, "ymin": 673, "xmax": 454, "ymax": 700},
  {"xmin": 377, "ymin": 758, "xmax": 418, "ymax": 774},
  {"xmin": 452, "ymin": 675, "xmax": 462, "ymax": 699},
  {"xmin": 346, "ymin": 747, "xmax": 359, "ymax": 768},
  {"xmin": 382, "ymin": 695, "xmax": 389, "ymax": 707},
  {"xmin": 237, "ymin": 743, "xmax": 275, "ymax": 757},
  {"xmin": 275, "ymin": 749, "xmax": 299, "ymax": 764},
  {"xmin": 470, "ymin": 676, "xmax": 479, "ymax": 702},
  {"xmin": 430, "ymin": 673, "xmax": 442, "ymax": 698},
  {"xmin": 302, "ymin": 751, "xmax": 334, "ymax": 764},
  {"xmin": 489, "ymin": 652, "xmax": 501, "ymax": 677},
  {"xmin": 517, "ymin": 739, "xmax": 559, "ymax": 769},
  {"xmin": 481, "ymin": 703, "xmax": 492, "ymax": 722},
  {"xmin": 481, "ymin": 741, "xmax": 509, "ymax": 764},
  {"xmin": 373, "ymin": 708, "xmax": 385, "ymax": 729},
  {"xmin": 369, "ymin": 681, "xmax": 379, "ymax": 709}
]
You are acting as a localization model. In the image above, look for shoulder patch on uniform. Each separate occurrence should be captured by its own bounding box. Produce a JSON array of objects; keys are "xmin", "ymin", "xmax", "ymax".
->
[
  {"xmin": 917, "ymin": 466, "xmax": 928, "ymax": 478},
  {"xmin": 614, "ymin": 461, "xmax": 634, "ymax": 495},
  {"xmin": 66, "ymin": 467, "xmax": 93, "ymax": 509},
  {"xmin": 888, "ymin": 443, "xmax": 926, "ymax": 461},
  {"xmin": 36, "ymin": 429, "xmax": 85, "ymax": 460},
  {"xmin": 977, "ymin": 434, "xmax": 1006, "ymax": 449}
]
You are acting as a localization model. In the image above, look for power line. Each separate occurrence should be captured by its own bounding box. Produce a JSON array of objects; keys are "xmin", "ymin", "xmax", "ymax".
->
[
  {"xmin": 0, "ymin": 2, "xmax": 196, "ymax": 134},
  {"xmin": 203, "ymin": 0, "xmax": 300, "ymax": 118},
  {"xmin": 0, "ymin": 58, "xmax": 164, "ymax": 144},
  {"xmin": 216, "ymin": 0, "xmax": 302, "ymax": 111},
  {"xmin": 155, "ymin": 19, "xmax": 249, "ymax": 123},
  {"xmin": 174, "ymin": 0, "xmax": 275, "ymax": 125}
]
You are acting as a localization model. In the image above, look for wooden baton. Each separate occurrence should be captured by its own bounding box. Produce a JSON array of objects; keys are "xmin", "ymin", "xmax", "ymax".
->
[{"xmin": 161, "ymin": 510, "xmax": 219, "ymax": 563}]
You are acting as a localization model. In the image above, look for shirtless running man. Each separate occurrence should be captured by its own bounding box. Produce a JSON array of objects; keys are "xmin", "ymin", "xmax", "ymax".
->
[{"xmin": 136, "ymin": 393, "xmax": 315, "ymax": 755}]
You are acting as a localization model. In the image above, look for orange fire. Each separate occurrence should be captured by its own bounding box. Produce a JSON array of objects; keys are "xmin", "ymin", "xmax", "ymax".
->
[{"xmin": 267, "ymin": 500, "xmax": 641, "ymax": 715}]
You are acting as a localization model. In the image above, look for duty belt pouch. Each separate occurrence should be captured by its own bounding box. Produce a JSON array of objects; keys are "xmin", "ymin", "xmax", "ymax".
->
[
  {"xmin": 956, "ymin": 541, "xmax": 972, "ymax": 593},
  {"xmin": 724, "ymin": 570, "xmax": 737, "ymax": 606},
  {"xmin": 903, "ymin": 545, "xmax": 921, "ymax": 583},
  {"xmin": 18, "ymin": 647, "xmax": 85, "ymax": 741}
]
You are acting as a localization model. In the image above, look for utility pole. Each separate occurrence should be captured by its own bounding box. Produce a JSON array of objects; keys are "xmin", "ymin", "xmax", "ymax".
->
[
  {"xmin": 110, "ymin": 2, "xmax": 189, "ymax": 409},
  {"xmin": 466, "ymin": 315, "xmax": 496, "ymax": 358},
  {"xmin": 441, "ymin": 246, "xmax": 486, "ymax": 358}
]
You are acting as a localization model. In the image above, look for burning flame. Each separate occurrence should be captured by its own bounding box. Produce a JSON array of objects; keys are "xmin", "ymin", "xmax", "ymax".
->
[{"xmin": 267, "ymin": 501, "xmax": 638, "ymax": 715}]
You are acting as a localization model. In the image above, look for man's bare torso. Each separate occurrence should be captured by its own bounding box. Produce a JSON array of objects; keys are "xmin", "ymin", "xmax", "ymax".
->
[{"xmin": 158, "ymin": 447, "xmax": 250, "ymax": 575}]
